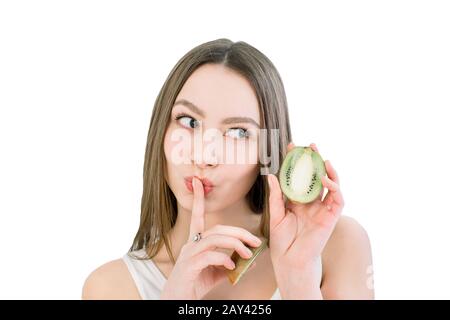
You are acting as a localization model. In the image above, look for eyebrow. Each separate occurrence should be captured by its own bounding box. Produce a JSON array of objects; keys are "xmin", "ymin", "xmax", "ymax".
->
[{"xmin": 173, "ymin": 99, "xmax": 260, "ymax": 128}]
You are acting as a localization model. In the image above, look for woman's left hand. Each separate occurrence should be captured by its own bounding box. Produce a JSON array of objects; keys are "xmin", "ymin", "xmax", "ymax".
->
[{"xmin": 268, "ymin": 142, "xmax": 345, "ymax": 299}]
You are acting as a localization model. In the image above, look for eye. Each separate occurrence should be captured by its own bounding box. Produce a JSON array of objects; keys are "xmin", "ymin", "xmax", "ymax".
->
[
  {"xmin": 225, "ymin": 127, "xmax": 250, "ymax": 139},
  {"xmin": 175, "ymin": 114, "xmax": 200, "ymax": 129}
]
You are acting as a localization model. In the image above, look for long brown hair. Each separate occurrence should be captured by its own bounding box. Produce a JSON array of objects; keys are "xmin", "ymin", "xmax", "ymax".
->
[{"xmin": 128, "ymin": 38, "xmax": 292, "ymax": 263}]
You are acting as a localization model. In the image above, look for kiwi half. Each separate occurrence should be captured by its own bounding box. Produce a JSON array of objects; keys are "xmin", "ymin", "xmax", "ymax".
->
[
  {"xmin": 279, "ymin": 146, "xmax": 326, "ymax": 203},
  {"xmin": 226, "ymin": 237, "xmax": 268, "ymax": 286}
]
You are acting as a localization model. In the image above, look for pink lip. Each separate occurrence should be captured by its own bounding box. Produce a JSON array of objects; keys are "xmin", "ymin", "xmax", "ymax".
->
[{"xmin": 184, "ymin": 176, "xmax": 215, "ymax": 196}]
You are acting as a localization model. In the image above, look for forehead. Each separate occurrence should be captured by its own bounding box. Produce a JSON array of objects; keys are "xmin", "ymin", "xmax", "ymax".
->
[{"xmin": 174, "ymin": 63, "xmax": 260, "ymax": 121}]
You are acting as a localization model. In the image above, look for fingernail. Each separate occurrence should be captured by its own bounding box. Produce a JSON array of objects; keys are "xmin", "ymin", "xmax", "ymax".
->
[
  {"xmin": 246, "ymin": 248, "xmax": 253, "ymax": 257},
  {"xmin": 254, "ymin": 237, "xmax": 262, "ymax": 245}
]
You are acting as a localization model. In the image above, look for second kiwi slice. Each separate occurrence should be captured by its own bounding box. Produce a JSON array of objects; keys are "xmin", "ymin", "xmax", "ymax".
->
[{"xmin": 226, "ymin": 237, "xmax": 268, "ymax": 286}]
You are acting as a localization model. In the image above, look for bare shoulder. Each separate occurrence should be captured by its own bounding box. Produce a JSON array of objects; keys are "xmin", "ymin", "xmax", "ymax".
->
[
  {"xmin": 82, "ymin": 258, "xmax": 141, "ymax": 300},
  {"xmin": 321, "ymin": 215, "xmax": 374, "ymax": 299},
  {"xmin": 325, "ymin": 215, "xmax": 371, "ymax": 251}
]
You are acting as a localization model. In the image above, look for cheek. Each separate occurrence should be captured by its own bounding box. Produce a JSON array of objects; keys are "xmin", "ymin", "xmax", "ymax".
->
[
  {"xmin": 163, "ymin": 130, "xmax": 175, "ymax": 163},
  {"xmin": 224, "ymin": 164, "xmax": 259, "ymax": 193},
  {"xmin": 222, "ymin": 137, "xmax": 259, "ymax": 165},
  {"xmin": 163, "ymin": 128, "xmax": 185, "ymax": 187},
  {"xmin": 164, "ymin": 126, "xmax": 192, "ymax": 166}
]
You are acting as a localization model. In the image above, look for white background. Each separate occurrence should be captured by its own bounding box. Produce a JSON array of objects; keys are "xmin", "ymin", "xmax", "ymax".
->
[{"xmin": 0, "ymin": 0, "xmax": 449, "ymax": 299}]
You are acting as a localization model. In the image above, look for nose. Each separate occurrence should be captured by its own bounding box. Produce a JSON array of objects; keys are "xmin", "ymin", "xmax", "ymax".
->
[
  {"xmin": 190, "ymin": 131, "xmax": 221, "ymax": 169},
  {"xmin": 191, "ymin": 147, "xmax": 219, "ymax": 169}
]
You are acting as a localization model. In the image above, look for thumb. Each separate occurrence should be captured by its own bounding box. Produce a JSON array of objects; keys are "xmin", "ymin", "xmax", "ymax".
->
[{"xmin": 268, "ymin": 174, "xmax": 286, "ymax": 232}]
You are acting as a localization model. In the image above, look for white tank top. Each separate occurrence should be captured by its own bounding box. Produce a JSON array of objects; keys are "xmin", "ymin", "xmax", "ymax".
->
[{"xmin": 122, "ymin": 248, "xmax": 281, "ymax": 300}]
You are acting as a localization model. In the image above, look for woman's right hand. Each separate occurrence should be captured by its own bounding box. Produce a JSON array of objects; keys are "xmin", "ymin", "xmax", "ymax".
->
[{"xmin": 160, "ymin": 177, "xmax": 263, "ymax": 300}]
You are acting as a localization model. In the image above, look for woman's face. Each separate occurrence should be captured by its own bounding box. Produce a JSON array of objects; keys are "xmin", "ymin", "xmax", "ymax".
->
[{"xmin": 163, "ymin": 63, "xmax": 261, "ymax": 213}]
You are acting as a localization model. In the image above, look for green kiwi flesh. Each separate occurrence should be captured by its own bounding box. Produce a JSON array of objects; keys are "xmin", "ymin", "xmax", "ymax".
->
[
  {"xmin": 226, "ymin": 237, "xmax": 268, "ymax": 286},
  {"xmin": 279, "ymin": 146, "xmax": 326, "ymax": 203}
]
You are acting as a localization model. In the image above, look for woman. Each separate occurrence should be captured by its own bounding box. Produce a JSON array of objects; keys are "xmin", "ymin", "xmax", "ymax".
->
[{"xmin": 82, "ymin": 38, "xmax": 374, "ymax": 300}]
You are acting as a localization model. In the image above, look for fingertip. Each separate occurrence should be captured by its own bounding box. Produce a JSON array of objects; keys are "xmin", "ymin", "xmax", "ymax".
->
[
  {"xmin": 193, "ymin": 177, "xmax": 204, "ymax": 196},
  {"xmin": 287, "ymin": 142, "xmax": 295, "ymax": 151}
]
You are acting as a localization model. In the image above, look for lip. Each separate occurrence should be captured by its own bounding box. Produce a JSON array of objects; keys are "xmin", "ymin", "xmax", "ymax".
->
[{"xmin": 184, "ymin": 176, "xmax": 215, "ymax": 196}]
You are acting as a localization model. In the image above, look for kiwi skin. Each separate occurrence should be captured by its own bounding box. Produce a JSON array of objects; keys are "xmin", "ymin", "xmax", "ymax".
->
[
  {"xmin": 279, "ymin": 146, "xmax": 326, "ymax": 204},
  {"xmin": 226, "ymin": 237, "xmax": 268, "ymax": 286}
]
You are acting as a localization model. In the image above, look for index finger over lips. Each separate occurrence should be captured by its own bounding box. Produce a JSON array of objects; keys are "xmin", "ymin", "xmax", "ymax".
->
[{"xmin": 189, "ymin": 177, "xmax": 205, "ymax": 240}]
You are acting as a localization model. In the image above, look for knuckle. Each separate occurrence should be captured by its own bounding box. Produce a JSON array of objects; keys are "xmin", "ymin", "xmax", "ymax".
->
[
  {"xmin": 206, "ymin": 225, "xmax": 257, "ymax": 243},
  {"xmin": 223, "ymin": 235, "xmax": 238, "ymax": 246},
  {"xmin": 231, "ymin": 237, "xmax": 243, "ymax": 247},
  {"xmin": 204, "ymin": 234, "xmax": 224, "ymax": 247},
  {"xmin": 234, "ymin": 226, "xmax": 247, "ymax": 234},
  {"xmin": 209, "ymin": 224, "xmax": 223, "ymax": 233}
]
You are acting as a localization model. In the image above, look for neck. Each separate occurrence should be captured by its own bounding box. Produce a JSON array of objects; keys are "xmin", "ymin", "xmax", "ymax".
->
[{"xmin": 163, "ymin": 199, "xmax": 261, "ymax": 263}]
